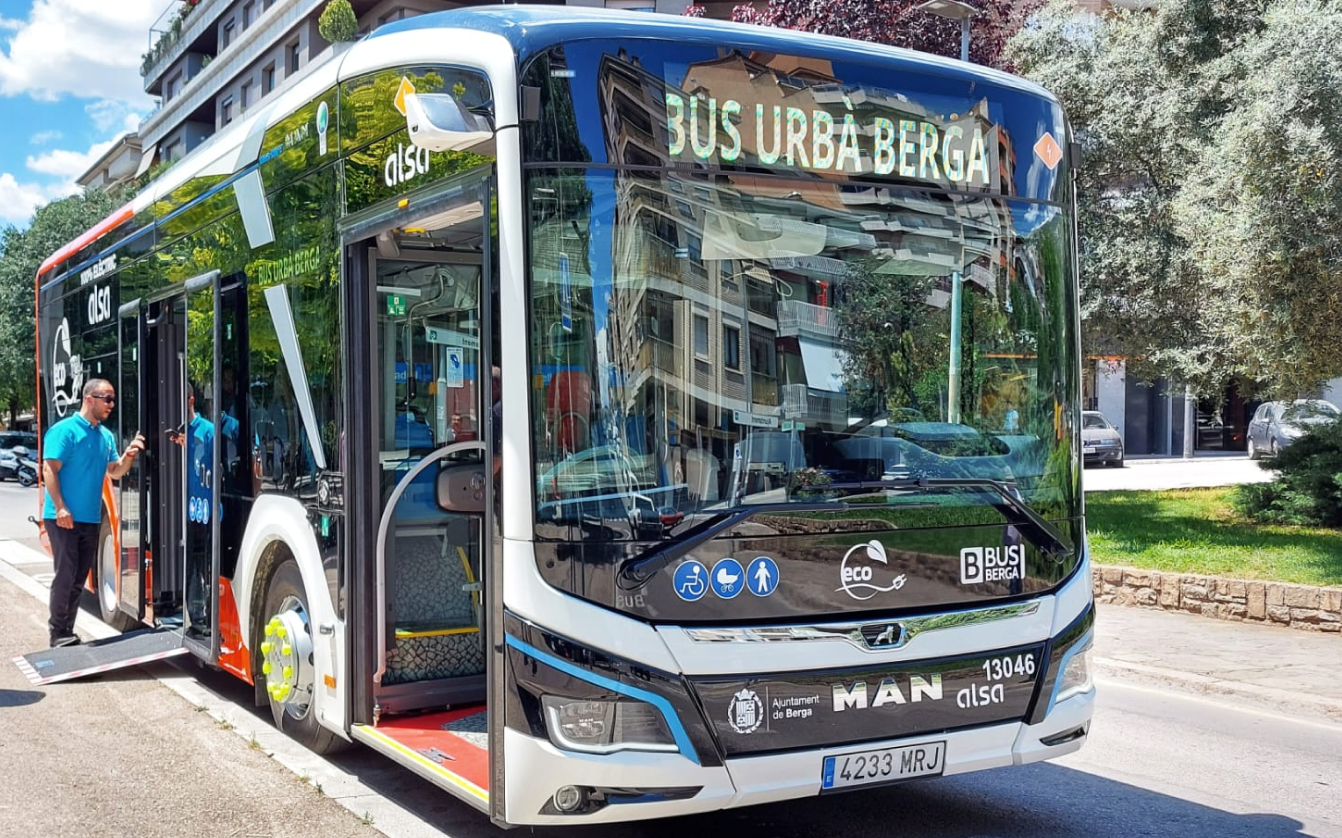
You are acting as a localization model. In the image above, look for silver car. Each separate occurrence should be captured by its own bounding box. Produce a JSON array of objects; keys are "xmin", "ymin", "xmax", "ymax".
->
[
  {"xmin": 1081, "ymin": 411, "xmax": 1123, "ymax": 467},
  {"xmin": 1247, "ymin": 399, "xmax": 1339, "ymax": 459}
]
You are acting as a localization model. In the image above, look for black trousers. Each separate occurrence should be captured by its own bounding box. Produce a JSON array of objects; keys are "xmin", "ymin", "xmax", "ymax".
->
[{"xmin": 47, "ymin": 520, "xmax": 99, "ymax": 641}]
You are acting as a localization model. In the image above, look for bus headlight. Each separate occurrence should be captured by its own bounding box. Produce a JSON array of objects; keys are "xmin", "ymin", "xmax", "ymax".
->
[
  {"xmin": 542, "ymin": 696, "xmax": 678, "ymax": 754},
  {"xmin": 1054, "ymin": 638, "xmax": 1093, "ymax": 704}
]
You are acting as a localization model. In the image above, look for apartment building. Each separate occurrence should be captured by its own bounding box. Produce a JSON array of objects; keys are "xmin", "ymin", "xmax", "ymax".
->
[{"xmin": 124, "ymin": 0, "xmax": 707, "ymax": 174}]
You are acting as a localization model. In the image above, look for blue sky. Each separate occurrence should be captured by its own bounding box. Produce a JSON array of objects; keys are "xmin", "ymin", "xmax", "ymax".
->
[{"xmin": 0, "ymin": 0, "xmax": 162, "ymax": 226}]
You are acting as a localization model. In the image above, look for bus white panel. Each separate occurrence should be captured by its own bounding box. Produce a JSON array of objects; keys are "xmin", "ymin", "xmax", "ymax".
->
[
  {"xmin": 503, "ymin": 727, "xmax": 735, "ymax": 825},
  {"xmin": 234, "ymin": 494, "xmax": 347, "ymax": 735},
  {"xmin": 502, "ymin": 693, "xmax": 1094, "ymax": 826},
  {"xmin": 502, "ymin": 538, "xmax": 680, "ymax": 673}
]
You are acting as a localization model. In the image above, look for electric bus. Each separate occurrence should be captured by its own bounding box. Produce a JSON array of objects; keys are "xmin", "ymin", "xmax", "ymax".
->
[{"xmin": 28, "ymin": 6, "xmax": 1094, "ymax": 826}]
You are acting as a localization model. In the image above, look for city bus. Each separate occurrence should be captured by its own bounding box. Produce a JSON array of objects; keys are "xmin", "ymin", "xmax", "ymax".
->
[{"xmin": 26, "ymin": 6, "xmax": 1093, "ymax": 826}]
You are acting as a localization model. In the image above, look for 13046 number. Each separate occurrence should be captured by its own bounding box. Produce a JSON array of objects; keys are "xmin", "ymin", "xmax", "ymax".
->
[{"xmin": 981, "ymin": 653, "xmax": 1037, "ymax": 682}]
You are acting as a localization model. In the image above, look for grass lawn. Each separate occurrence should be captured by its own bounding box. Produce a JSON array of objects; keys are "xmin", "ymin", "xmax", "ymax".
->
[{"xmin": 1086, "ymin": 487, "xmax": 1342, "ymax": 588}]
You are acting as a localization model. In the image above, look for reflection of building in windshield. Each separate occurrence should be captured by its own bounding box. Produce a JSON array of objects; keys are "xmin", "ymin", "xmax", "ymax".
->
[{"xmin": 557, "ymin": 47, "xmax": 1047, "ymax": 507}]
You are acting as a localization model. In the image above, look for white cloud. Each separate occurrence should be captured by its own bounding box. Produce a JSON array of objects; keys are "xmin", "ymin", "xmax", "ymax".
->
[
  {"xmin": 30, "ymin": 129, "xmax": 61, "ymax": 144},
  {"xmin": 0, "ymin": 171, "xmax": 74, "ymax": 224},
  {"xmin": 86, "ymin": 99, "xmax": 145, "ymax": 134},
  {"xmin": 0, "ymin": 0, "xmax": 160, "ymax": 105},
  {"xmin": 26, "ymin": 137, "xmax": 116, "ymax": 180}
]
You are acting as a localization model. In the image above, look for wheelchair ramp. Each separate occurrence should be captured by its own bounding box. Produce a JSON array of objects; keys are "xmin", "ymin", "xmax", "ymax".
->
[
  {"xmin": 352, "ymin": 704, "xmax": 489, "ymax": 811},
  {"xmin": 11, "ymin": 627, "xmax": 187, "ymax": 686}
]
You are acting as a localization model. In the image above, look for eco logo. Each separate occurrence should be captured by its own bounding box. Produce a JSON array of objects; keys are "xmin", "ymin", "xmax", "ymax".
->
[
  {"xmin": 837, "ymin": 539, "xmax": 907, "ymax": 601},
  {"xmin": 49, "ymin": 317, "xmax": 83, "ymax": 417}
]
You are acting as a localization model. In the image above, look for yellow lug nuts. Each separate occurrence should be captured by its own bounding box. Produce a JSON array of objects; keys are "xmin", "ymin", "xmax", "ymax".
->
[
  {"xmin": 261, "ymin": 661, "xmax": 271, "ymax": 675},
  {"xmin": 261, "ymin": 642, "xmax": 273, "ymax": 655},
  {"xmin": 283, "ymin": 666, "xmax": 293, "ymax": 679},
  {"xmin": 281, "ymin": 644, "xmax": 292, "ymax": 656}
]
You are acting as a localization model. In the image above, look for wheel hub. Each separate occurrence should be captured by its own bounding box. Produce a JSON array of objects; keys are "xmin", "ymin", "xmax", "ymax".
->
[{"xmin": 260, "ymin": 599, "xmax": 314, "ymax": 709}]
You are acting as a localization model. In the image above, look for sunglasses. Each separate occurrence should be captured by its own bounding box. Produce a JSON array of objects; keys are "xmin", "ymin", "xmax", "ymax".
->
[{"xmin": 88, "ymin": 394, "xmax": 116, "ymax": 404}]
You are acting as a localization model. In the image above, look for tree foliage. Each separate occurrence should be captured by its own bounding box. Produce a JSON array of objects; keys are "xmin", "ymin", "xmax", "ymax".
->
[
  {"xmin": 318, "ymin": 0, "xmax": 358, "ymax": 43},
  {"xmin": 1009, "ymin": 0, "xmax": 1342, "ymax": 396},
  {"xmin": 687, "ymin": 0, "xmax": 1044, "ymax": 70},
  {"xmin": 0, "ymin": 189, "xmax": 126, "ymax": 425},
  {"xmin": 1234, "ymin": 420, "xmax": 1342, "ymax": 526}
]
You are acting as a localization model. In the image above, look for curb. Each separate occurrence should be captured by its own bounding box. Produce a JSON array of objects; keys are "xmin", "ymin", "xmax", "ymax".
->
[
  {"xmin": 0, "ymin": 539, "xmax": 440, "ymax": 838},
  {"xmin": 1094, "ymin": 657, "xmax": 1342, "ymax": 725},
  {"xmin": 1093, "ymin": 564, "xmax": 1342, "ymax": 634}
]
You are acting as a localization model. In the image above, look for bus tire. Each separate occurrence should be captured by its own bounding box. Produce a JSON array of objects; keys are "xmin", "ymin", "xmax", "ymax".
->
[
  {"xmin": 96, "ymin": 517, "xmax": 138, "ymax": 632},
  {"xmin": 258, "ymin": 560, "xmax": 343, "ymax": 754}
]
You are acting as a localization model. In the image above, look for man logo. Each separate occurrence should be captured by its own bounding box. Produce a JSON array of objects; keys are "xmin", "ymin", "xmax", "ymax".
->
[
  {"xmin": 860, "ymin": 623, "xmax": 905, "ymax": 650},
  {"xmin": 960, "ymin": 544, "xmax": 1025, "ymax": 584}
]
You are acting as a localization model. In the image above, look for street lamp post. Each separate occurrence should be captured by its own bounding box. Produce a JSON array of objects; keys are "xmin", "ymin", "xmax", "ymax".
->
[
  {"xmin": 915, "ymin": 0, "xmax": 978, "ymax": 63},
  {"xmin": 916, "ymin": 0, "xmax": 977, "ymax": 422}
]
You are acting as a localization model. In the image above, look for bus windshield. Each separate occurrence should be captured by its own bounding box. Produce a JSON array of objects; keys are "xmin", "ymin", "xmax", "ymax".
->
[{"xmin": 524, "ymin": 40, "xmax": 1079, "ymax": 540}]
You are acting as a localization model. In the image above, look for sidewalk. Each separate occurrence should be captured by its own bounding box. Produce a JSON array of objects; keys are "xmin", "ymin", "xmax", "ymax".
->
[{"xmin": 1094, "ymin": 602, "xmax": 1342, "ymax": 724}]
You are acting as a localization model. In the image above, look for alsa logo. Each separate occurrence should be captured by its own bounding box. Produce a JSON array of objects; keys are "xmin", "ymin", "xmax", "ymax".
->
[
  {"xmin": 385, "ymin": 76, "xmax": 431, "ymax": 188},
  {"xmin": 960, "ymin": 544, "xmax": 1026, "ymax": 585}
]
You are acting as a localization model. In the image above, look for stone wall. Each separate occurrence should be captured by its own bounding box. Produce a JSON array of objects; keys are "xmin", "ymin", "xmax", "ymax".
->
[{"xmin": 1094, "ymin": 565, "xmax": 1342, "ymax": 633}]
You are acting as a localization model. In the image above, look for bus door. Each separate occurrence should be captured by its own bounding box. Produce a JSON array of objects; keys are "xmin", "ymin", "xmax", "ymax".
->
[
  {"xmin": 347, "ymin": 173, "xmax": 497, "ymax": 812},
  {"xmin": 144, "ymin": 272, "xmax": 222, "ymax": 661},
  {"xmin": 374, "ymin": 245, "xmax": 489, "ymax": 700},
  {"xmin": 116, "ymin": 301, "xmax": 148, "ymax": 622}
]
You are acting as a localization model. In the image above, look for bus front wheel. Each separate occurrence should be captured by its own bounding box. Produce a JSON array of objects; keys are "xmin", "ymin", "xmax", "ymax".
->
[{"xmin": 258, "ymin": 560, "xmax": 342, "ymax": 754}]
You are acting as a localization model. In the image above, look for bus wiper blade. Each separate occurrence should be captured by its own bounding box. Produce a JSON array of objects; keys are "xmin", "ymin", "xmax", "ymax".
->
[
  {"xmin": 619, "ymin": 502, "xmax": 844, "ymax": 588},
  {"xmin": 827, "ymin": 476, "xmax": 1072, "ymax": 560}
]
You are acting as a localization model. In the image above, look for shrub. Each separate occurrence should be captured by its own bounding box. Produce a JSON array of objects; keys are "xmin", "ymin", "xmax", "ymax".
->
[
  {"xmin": 318, "ymin": 0, "xmax": 358, "ymax": 43},
  {"xmin": 1233, "ymin": 420, "xmax": 1342, "ymax": 526}
]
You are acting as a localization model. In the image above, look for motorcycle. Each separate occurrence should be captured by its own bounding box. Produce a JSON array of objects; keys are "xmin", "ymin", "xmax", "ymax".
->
[{"xmin": 12, "ymin": 446, "xmax": 38, "ymax": 488}]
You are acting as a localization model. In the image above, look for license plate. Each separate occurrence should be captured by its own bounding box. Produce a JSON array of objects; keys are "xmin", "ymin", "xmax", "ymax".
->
[
  {"xmin": 1083, "ymin": 446, "xmax": 1097, "ymax": 454},
  {"xmin": 821, "ymin": 741, "xmax": 946, "ymax": 790}
]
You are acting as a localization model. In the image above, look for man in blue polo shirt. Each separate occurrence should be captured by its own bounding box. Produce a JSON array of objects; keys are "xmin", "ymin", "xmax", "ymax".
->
[{"xmin": 42, "ymin": 378, "xmax": 144, "ymax": 647}]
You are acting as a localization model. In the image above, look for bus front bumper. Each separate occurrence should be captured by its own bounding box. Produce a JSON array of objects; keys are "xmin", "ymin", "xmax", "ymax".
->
[{"xmin": 502, "ymin": 686, "xmax": 1094, "ymax": 825}]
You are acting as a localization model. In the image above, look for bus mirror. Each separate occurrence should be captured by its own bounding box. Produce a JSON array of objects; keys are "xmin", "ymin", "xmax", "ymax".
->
[
  {"xmin": 436, "ymin": 461, "xmax": 487, "ymax": 514},
  {"xmin": 404, "ymin": 93, "xmax": 494, "ymax": 153}
]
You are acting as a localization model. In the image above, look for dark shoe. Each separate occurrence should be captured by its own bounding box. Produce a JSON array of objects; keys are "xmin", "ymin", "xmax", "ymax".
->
[{"xmin": 50, "ymin": 634, "xmax": 81, "ymax": 648}]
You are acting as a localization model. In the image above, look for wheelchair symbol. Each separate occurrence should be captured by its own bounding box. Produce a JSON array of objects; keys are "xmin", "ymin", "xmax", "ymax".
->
[{"xmin": 673, "ymin": 560, "xmax": 708, "ymax": 602}]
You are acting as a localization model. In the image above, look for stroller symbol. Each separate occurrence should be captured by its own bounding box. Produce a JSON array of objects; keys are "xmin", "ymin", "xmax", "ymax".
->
[{"xmin": 673, "ymin": 561, "xmax": 708, "ymax": 602}]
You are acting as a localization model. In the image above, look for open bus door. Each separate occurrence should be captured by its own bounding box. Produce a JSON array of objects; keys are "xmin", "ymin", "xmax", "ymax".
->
[
  {"xmin": 11, "ymin": 279, "xmax": 227, "ymax": 685},
  {"xmin": 345, "ymin": 171, "xmax": 501, "ymax": 816}
]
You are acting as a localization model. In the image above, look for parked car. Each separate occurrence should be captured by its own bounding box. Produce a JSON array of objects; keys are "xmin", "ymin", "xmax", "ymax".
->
[
  {"xmin": 1247, "ymin": 399, "xmax": 1340, "ymax": 459},
  {"xmin": 0, "ymin": 431, "xmax": 37, "ymax": 482},
  {"xmin": 1081, "ymin": 410, "xmax": 1123, "ymax": 467}
]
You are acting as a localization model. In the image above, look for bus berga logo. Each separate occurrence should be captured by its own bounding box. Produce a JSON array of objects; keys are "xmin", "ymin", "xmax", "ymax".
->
[{"xmin": 960, "ymin": 545, "xmax": 1025, "ymax": 585}]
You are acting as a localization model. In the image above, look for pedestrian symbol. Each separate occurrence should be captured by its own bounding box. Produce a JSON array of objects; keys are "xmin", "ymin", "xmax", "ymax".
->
[
  {"xmin": 673, "ymin": 560, "xmax": 708, "ymax": 602},
  {"xmin": 748, "ymin": 556, "xmax": 779, "ymax": 597},
  {"xmin": 710, "ymin": 558, "xmax": 745, "ymax": 600}
]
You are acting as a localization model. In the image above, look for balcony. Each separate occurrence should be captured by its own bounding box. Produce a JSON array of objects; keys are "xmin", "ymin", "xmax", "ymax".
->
[
  {"xmin": 776, "ymin": 300, "xmax": 839, "ymax": 339},
  {"xmin": 751, "ymin": 375, "xmax": 779, "ymax": 407},
  {"xmin": 142, "ymin": 0, "xmax": 226, "ymax": 89},
  {"xmin": 782, "ymin": 384, "xmax": 848, "ymax": 427}
]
